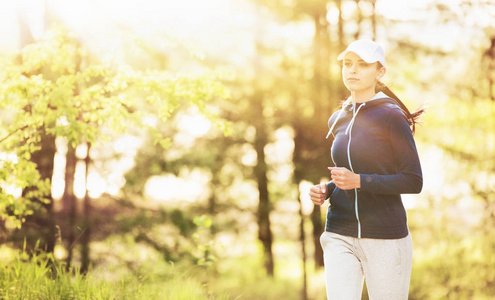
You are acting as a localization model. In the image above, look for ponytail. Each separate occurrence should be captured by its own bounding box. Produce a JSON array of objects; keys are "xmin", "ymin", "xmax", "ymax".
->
[{"xmin": 375, "ymin": 81, "xmax": 426, "ymax": 135}]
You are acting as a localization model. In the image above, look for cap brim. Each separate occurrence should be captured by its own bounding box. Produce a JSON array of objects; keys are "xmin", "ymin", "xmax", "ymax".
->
[{"xmin": 337, "ymin": 50, "xmax": 377, "ymax": 63}]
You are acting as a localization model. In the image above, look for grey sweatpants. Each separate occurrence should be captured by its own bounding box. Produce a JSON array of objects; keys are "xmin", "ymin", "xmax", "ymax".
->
[{"xmin": 320, "ymin": 231, "xmax": 413, "ymax": 300}]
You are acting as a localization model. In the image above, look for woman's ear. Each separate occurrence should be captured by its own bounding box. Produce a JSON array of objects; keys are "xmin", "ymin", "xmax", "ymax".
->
[{"xmin": 376, "ymin": 67, "xmax": 386, "ymax": 81}]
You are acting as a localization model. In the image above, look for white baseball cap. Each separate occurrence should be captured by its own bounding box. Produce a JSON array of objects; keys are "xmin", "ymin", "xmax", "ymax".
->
[{"xmin": 337, "ymin": 39, "xmax": 386, "ymax": 67}]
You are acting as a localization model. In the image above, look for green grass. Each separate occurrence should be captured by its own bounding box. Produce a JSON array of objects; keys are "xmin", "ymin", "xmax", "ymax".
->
[
  {"xmin": 0, "ymin": 248, "xmax": 230, "ymax": 300},
  {"xmin": 0, "ymin": 244, "xmax": 312, "ymax": 300}
]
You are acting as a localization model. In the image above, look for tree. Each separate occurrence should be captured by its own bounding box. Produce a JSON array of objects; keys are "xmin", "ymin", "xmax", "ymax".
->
[
  {"xmin": 482, "ymin": 36, "xmax": 495, "ymax": 101},
  {"xmin": 252, "ymin": 89, "xmax": 275, "ymax": 276},
  {"xmin": 0, "ymin": 28, "xmax": 229, "ymax": 265},
  {"xmin": 251, "ymin": 1, "xmax": 335, "ymax": 278}
]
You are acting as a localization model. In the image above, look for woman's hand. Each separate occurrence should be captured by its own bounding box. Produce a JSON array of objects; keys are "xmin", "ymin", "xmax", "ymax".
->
[
  {"xmin": 309, "ymin": 182, "xmax": 328, "ymax": 205},
  {"xmin": 328, "ymin": 167, "xmax": 361, "ymax": 190}
]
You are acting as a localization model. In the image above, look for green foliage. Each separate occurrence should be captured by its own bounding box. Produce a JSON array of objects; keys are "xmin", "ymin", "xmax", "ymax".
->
[
  {"xmin": 0, "ymin": 155, "xmax": 50, "ymax": 229},
  {"xmin": 112, "ymin": 203, "xmax": 205, "ymax": 264},
  {"xmin": 409, "ymin": 224, "xmax": 495, "ymax": 299},
  {"xmin": 110, "ymin": 200, "xmax": 225, "ymax": 269},
  {"xmin": 193, "ymin": 215, "xmax": 218, "ymax": 268},
  {"xmin": 0, "ymin": 28, "xmax": 230, "ymax": 228},
  {"xmin": 420, "ymin": 97, "xmax": 495, "ymax": 169},
  {"xmin": 356, "ymin": 204, "xmax": 495, "ymax": 300},
  {"xmin": 406, "ymin": 96, "xmax": 495, "ymax": 299}
]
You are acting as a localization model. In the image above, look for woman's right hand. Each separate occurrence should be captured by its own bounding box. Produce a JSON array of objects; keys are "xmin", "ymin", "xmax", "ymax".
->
[{"xmin": 309, "ymin": 183, "xmax": 327, "ymax": 205}]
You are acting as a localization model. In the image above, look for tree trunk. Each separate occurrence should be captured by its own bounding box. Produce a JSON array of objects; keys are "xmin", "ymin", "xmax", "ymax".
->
[
  {"xmin": 24, "ymin": 130, "xmax": 57, "ymax": 253},
  {"xmin": 335, "ymin": 0, "xmax": 349, "ymax": 103},
  {"xmin": 483, "ymin": 36, "xmax": 495, "ymax": 101},
  {"xmin": 80, "ymin": 142, "xmax": 92, "ymax": 274},
  {"xmin": 62, "ymin": 143, "xmax": 78, "ymax": 269},
  {"xmin": 292, "ymin": 119, "xmax": 309, "ymax": 298},
  {"xmin": 253, "ymin": 94, "xmax": 274, "ymax": 276},
  {"xmin": 207, "ymin": 148, "xmax": 225, "ymax": 215},
  {"xmin": 370, "ymin": 0, "xmax": 377, "ymax": 40},
  {"xmin": 297, "ymin": 193, "xmax": 308, "ymax": 300},
  {"xmin": 336, "ymin": 0, "xmax": 345, "ymax": 52},
  {"xmin": 354, "ymin": 0, "xmax": 362, "ymax": 40},
  {"xmin": 311, "ymin": 11, "xmax": 327, "ymax": 270}
]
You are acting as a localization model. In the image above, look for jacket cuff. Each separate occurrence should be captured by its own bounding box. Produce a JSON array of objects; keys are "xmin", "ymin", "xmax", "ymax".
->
[{"xmin": 359, "ymin": 174, "xmax": 376, "ymax": 191}]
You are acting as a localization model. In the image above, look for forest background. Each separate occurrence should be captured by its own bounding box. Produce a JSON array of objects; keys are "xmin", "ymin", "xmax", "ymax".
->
[{"xmin": 0, "ymin": 0, "xmax": 494, "ymax": 299}]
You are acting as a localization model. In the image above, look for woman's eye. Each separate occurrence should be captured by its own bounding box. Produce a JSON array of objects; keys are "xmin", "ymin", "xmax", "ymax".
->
[
  {"xmin": 359, "ymin": 62, "xmax": 370, "ymax": 67},
  {"xmin": 344, "ymin": 62, "xmax": 351, "ymax": 67}
]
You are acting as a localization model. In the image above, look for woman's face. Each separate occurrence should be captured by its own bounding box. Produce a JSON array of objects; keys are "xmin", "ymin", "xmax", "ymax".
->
[{"xmin": 342, "ymin": 52, "xmax": 385, "ymax": 94}]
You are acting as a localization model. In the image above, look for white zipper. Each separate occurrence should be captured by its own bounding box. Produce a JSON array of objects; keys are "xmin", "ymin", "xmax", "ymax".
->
[{"xmin": 346, "ymin": 103, "xmax": 365, "ymax": 238}]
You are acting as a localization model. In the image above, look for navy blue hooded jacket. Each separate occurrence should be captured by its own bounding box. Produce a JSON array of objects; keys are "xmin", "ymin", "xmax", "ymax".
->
[{"xmin": 324, "ymin": 94, "xmax": 423, "ymax": 239}]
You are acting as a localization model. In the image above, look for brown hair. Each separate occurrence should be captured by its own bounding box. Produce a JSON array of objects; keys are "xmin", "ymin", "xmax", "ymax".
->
[{"xmin": 375, "ymin": 81, "xmax": 426, "ymax": 135}]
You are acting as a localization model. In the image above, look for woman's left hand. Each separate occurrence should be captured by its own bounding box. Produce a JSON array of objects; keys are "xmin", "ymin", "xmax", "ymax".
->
[{"xmin": 328, "ymin": 167, "xmax": 361, "ymax": 190}]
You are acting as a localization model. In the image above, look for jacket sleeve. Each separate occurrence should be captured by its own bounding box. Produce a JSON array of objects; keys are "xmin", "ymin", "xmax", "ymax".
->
[
  {"xmin": 359, "ymin": 109, "xmax": 423, "ymax": 194},
  {"xmin": 325, "ymin": 181, "xmax": 337, "ymax": 200}
]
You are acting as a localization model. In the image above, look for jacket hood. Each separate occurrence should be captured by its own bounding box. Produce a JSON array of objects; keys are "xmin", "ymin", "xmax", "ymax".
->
[
  {"xmin": 326, "ymin": 93, "xmax": 399, "ymax": 139},
  {"xmin": 341, "ymin": 92, "xmax": 398, "ymax": 113}
]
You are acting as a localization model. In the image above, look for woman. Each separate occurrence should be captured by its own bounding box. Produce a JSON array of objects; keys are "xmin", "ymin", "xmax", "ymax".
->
[{"xmin": 309, "ymin": 39, "xmax": 424, "ymax": 299}]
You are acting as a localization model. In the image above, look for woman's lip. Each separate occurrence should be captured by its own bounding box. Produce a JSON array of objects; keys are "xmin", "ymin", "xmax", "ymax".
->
[{"xmin": 347, "ymin": 78, "xmax": 359, "ymax": 81}]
